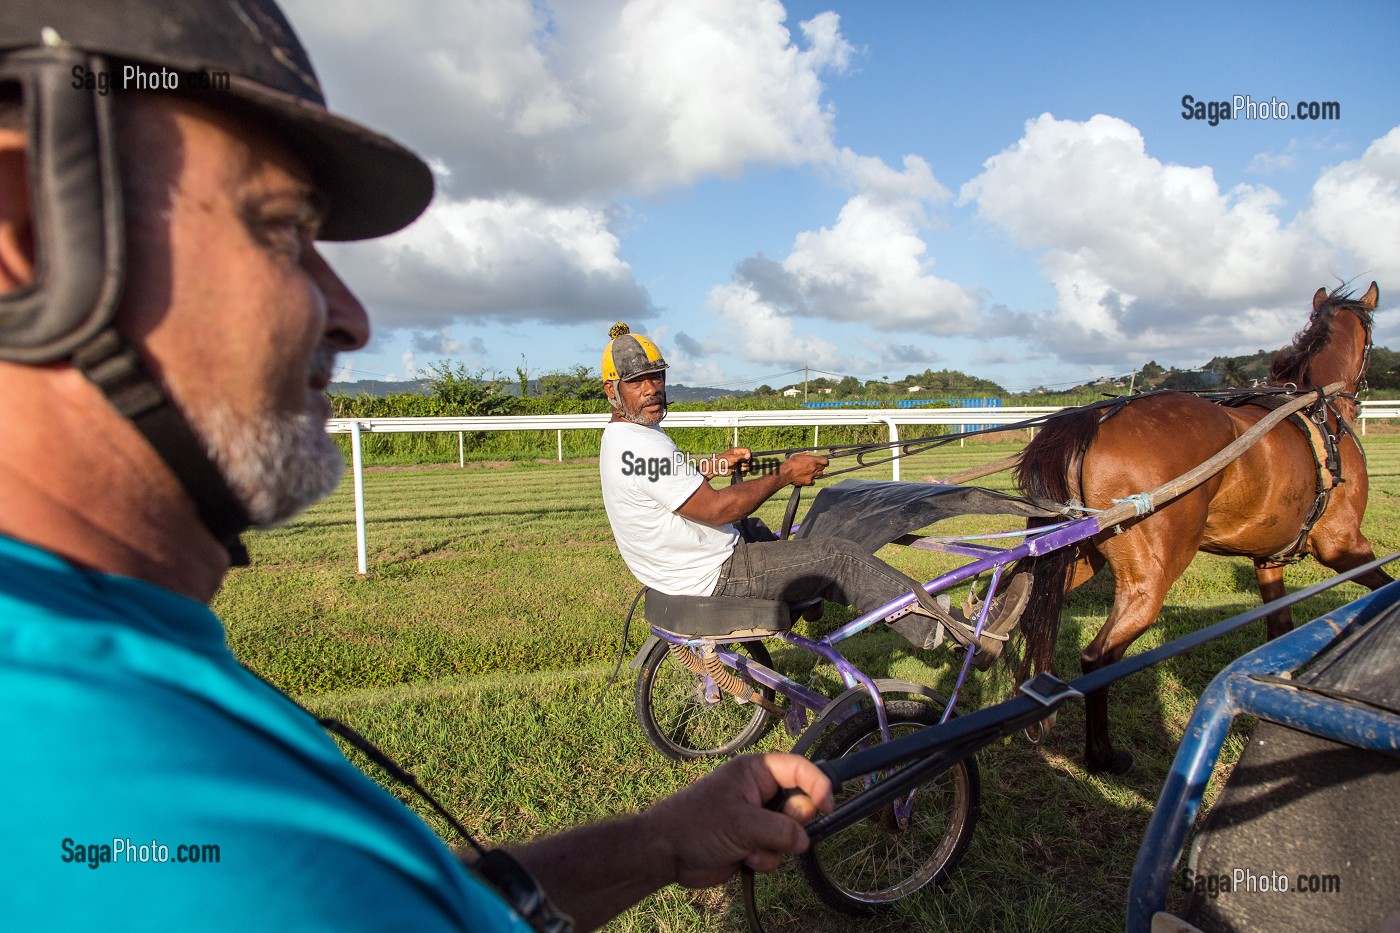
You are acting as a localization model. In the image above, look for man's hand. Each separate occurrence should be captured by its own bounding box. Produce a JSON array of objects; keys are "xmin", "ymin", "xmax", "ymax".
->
[
  {"xmin": 779, "ymin": 453, "xmax": 828, "ymax": 488},
  {"xmin": 504, "ymin": 754, "xmax": 833, "ymax": 931},
  {"xmin": 699, "ymin": 446, "xmax": 751, "ymax": 480},
  {"xmin": 677, "ymin": 452, "xmax": 829, "ymax": 526},
  {"xmin": 642, "ymin": 753, "xmax": 835, "ymax": 888}
]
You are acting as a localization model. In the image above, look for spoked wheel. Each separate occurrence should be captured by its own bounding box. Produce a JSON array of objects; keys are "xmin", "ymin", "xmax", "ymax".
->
[
  {"xmin": 799, "ymin": 699, "xmax": 980, "ymax": 914},
  {"xmin": 634, "ymin": 639, "xmax": 777, "ymax": 761}
]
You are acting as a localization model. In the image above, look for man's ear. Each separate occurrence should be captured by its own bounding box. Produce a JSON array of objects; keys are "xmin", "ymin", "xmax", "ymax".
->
[{"xmin": 0, "ymin": 128, "xmax": 35, "ymax": 290}]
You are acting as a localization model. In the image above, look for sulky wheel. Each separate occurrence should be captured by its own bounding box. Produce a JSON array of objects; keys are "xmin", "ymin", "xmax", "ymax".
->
[
  {"xmin": 634, "ymin": 639, "xmax": 777, "ymax": 761},
  {"xmin": 798, "ymin": 698, "xmax": 980, "ymax": 914}
]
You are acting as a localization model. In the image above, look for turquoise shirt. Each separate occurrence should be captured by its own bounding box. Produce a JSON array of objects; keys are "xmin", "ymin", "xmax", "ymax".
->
[{"xmin": 0, "ymin": 535, "xmax": 530, "ymax": 931}]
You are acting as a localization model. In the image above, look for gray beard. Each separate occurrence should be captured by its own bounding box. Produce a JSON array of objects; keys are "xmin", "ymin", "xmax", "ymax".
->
[
  {"xmin": 609, "ymin": 388, "xmax": 668, "ymax": 426},
  {"xmin": 196, "ymin": 403, "xmax": 343, "ymax": 528},
  {"xmin": 620, "ymin": 401, "xmax": 667, "ymax": 426}
]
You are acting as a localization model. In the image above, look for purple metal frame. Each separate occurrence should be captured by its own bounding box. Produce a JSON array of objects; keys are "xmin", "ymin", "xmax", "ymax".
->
[{"xmin": 649, "ymin": 515, "xmax": 1103, "ymax": 745}]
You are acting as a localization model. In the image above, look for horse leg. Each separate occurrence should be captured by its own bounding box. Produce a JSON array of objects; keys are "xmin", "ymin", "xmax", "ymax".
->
[
  {"xmin": 1310, "ymin": 529, "xmax": 1394, "ymax": 592},
  {"xmin": 1080, "ymin": 590, "xmax": 1165, "ymax": 775},
  {"xmin": 1253, "ymin": 561, "xmax": 1292, "ymax": 640},
  {"xmin": 1067, "ymin": 549, "xmax": 1106, "ymax": 590},
  {"xmin": 1304, "ymin": 443, "xmax": 1392, "ymax": 591},
  {"xmin": 1081, "ymin": 531, "xmax": 1197, "ymax": 775}
]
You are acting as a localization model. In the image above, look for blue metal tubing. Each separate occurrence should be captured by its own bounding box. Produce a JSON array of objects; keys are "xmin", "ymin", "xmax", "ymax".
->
[{"xmin": 1125, "ymin": 578, "xmax": 1400, "ymax": 932}]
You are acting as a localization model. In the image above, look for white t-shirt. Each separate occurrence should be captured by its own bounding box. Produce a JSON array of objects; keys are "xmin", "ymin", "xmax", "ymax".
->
[{"xmin": 600, "ymin": 421, "xmax": 739, "ymax": 596}]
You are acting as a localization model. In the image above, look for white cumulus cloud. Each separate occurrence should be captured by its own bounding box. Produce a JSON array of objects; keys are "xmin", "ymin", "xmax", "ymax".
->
[
  {"xmin": 703, "ymin": 152, "xmax": 980, "ymax": 367},
  {"xmin": 960, "ymin": 113, "xmax": 1349, "ymax": 364},
  {"xmin": 287, "ymin": 0, "xmax": 863, "ymax": 346},
  {"xmin": 1301, "ymin": 126, "xmax": 1400, "ymax": 292},
  {"xmin": 324, "ymin": 196, "xmax": 654, "ymax": 328},
  {"xmin": 286, "ymin": 0, "xmax": 852, "ymax": 200},
  {"xmin": 707, "ymin": 281, "xmax": 844, "ymax": 369}
]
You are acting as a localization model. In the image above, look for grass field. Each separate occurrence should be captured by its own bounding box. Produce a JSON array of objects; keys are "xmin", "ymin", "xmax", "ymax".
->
[{"xmin": 215, "ymin": 433, "xmax": 1400, "ymax": 932}]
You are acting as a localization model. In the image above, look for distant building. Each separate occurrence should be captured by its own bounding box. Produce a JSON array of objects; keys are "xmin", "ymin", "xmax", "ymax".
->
[
  {"xmin": 907, "ymin": 385, "xmax": 923, "ymax": 392},
  {"xmin": 782, "ymin": 387, "xmax": 802, "ymax": 397}
]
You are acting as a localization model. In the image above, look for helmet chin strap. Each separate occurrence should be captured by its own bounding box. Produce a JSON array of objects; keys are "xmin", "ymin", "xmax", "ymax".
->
[
  {"xmin": 0, "ymin": 48, "xmax": 251, "ymax": 565},
  {"xmin": 73, "ymin": 331, "xmax": 252, "ymax": 566}
]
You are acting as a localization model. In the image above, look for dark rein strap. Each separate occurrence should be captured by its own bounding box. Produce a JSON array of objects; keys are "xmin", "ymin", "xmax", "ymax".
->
[
  {"xmin": 741, "ymin": 549, "xmax": 1399, "ymax": 933},
  {"xmin": 739, "ymin": 386, "xmax": 1350, "ymax": 483},
  {"xmin": 806, "ymin": 550, "xmax": 1400, "ymax": 840}
]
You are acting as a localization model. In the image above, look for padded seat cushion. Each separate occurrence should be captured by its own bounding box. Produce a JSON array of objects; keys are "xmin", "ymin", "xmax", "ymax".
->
[{"xmin": 644, "ymin": 590, "xmax": 798, "ymax": 638}]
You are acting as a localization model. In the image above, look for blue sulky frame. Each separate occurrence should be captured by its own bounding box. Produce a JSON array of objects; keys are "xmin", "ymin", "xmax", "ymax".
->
[{"xmin": 1125, "ymin": 577, "xmax": 1400, "ymax": 932}]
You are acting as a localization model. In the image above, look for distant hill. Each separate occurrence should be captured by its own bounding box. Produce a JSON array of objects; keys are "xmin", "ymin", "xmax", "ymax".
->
[
  {"xmin": 666, "ymin": 384, "xmax": 744, "ymax": 402},
  {"xmin": 328, "ymin": 378, "xmax": 740, "ymax": 402},
  {"xmin": 328, "ymin": 379, "xmax": 430, "ymax": 397}
]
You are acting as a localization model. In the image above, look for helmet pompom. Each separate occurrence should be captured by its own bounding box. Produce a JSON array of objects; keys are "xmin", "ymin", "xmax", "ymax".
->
[{"xmin": 609, "ymin": 322, "xmax": 631, "ymax": 339}]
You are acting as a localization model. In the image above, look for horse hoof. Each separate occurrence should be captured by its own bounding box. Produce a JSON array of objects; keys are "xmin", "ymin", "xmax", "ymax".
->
[
  {"xmin": 1087, "ymin": 750, "xmax": 1135, "ymax": 776},
  {"xmin": 1024, "ymin": 711, "xmax": 1057, "ymax": 744}
]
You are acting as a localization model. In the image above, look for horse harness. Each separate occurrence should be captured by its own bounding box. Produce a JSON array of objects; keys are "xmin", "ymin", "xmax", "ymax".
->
[
  {"xmin": 1092, "ymin": 386, "xmax": 1358, "ymax": 566},
  {"xmin": 1221, "ymin": 388, "xmax": 1359, "ymax": 567}
]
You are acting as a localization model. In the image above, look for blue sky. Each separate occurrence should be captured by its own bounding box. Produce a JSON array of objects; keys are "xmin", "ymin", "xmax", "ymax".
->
[{"xmin": 287, "ymin": 0, "xmax": 1400, "ymax": 393}]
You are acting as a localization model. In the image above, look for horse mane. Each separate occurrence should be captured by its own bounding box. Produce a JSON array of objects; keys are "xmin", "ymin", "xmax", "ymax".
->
[{"xmin": 1269, "ymin": 286, "xmax": 1374, "ymax": 386}]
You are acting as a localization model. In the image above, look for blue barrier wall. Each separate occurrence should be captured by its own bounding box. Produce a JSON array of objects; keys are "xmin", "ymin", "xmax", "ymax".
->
[{"xmin": 800, "ymin": 397, "xmax": 1002, "ymax": 432}]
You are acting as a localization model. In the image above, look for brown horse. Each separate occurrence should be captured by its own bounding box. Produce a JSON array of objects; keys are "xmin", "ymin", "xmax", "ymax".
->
[{"xmin": 1013, "ymin": 283, "xmax": 1389, "ymax": 774}]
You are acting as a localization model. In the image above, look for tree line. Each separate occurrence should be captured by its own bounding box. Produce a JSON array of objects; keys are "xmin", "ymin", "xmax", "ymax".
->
[{"xmin": 331, "ymin": 349, "xmax": 1400, "ymax": 422}]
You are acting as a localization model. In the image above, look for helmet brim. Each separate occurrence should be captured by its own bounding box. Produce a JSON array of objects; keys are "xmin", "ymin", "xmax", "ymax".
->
[
  {"xmin": 223, "ymin": 74, "xmax": 434, "ymax": 242},
  {"xmin": 618, "ymin": 364, "xmax": 668, "ymax": 381}
]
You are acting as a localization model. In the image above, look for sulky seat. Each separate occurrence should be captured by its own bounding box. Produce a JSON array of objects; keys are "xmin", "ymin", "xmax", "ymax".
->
[{"xmin": 643, "ymin": 590, "xmax": 819, "ymax": 639}]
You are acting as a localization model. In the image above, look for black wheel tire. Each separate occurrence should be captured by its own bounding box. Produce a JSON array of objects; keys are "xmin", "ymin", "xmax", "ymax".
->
[
  {"xmin": 798, "ymin": 699, "xmax": 980, "ymax": 914},
  {"xmin": 634, "ymin": 639, "xmax": 777, "ymax": 761}
]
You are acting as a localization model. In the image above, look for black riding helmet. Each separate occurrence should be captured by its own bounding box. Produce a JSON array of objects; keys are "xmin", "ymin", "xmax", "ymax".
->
[{"xmin": 0, "ymin": 0, "xmax": 434, "ymax": 560}]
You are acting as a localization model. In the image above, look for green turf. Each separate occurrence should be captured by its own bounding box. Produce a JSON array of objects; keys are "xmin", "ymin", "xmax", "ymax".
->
[{"xmin": 214, "ymin": 434, "xmax": 1400, "ymax": 932}]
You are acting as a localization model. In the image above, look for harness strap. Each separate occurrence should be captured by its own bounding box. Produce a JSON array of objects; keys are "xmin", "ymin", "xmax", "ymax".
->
[{"xmin": 1240, "ymin": 390, "xmax": 1345, "ymax": 568}]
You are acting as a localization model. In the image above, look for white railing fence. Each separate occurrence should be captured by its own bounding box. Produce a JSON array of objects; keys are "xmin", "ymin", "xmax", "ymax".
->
[{"xmin": 325, "ymin": 402, "xmax": 1400, "ymax": 573}]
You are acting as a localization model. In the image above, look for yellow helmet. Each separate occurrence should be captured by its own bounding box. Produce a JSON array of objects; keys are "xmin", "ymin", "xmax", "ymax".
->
[{"xmin": 601, "ymin": 323, "xmax": 668, "ymax": 382}]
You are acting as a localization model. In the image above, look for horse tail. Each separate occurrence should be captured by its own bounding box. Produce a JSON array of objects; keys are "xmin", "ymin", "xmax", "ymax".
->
[
  {"xmin": 1014, "ymin": 540, "xmax": 1079, "ymax": 680},
  {"xmin": 1013, "ymin": 407, "xmax": 1103, "ymax": 680},
  {"xmin": 1016, "ymin": 406, "xmax": 1101, "ymax": 504}
]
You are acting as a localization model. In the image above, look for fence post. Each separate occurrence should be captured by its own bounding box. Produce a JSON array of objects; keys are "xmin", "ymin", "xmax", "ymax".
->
[
  {"xmin": 558, "ymin": 429, "xmax": 563, "ymax": 461},
  {"xmin": 351, "ymin": 421, "xmax": 367, "ymax": 575},
  {"xmin": 882, "ymin": 418, "xmax": 900, "ymax": 481},
  {"xmin": 458, "ymin": 431, "xmax": 465, "ymax": 468}
]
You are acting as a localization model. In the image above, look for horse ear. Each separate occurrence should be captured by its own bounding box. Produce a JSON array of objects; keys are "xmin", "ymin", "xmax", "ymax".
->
[
  {"xmin": 1313, "ymin": 287, "xmax": 1329, "ymax": 312},
  {"xmin": 1361, "ymin": 281, "xmax": 1379, "ymax": 310}
]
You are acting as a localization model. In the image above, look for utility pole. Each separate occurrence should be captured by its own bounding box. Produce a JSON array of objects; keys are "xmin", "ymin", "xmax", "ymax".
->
[{"xmin": 803, "ymin": 365, "xmax": 809, "ymax": 402}]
